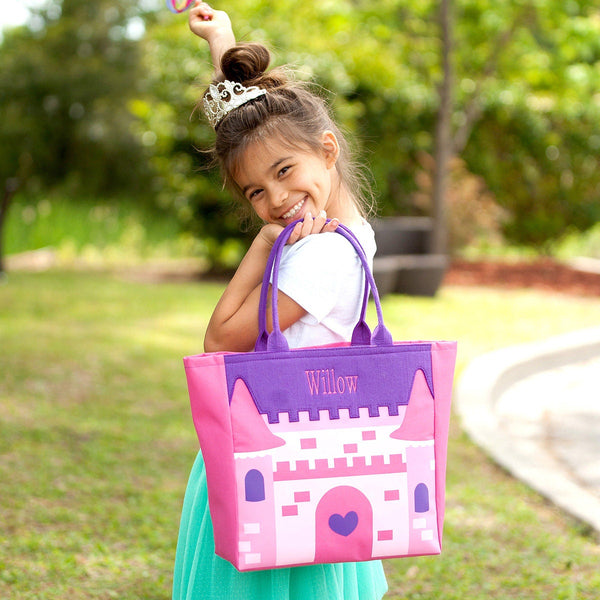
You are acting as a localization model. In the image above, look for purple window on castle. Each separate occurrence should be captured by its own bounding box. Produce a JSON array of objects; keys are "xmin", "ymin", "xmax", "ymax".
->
[
  {"xmin": 414, "ymin": 483, "xmax": 429, "ymax": 513},
  {"xmin": 245, "ymin": 469, "xmax": 265, "ymax": 502}
]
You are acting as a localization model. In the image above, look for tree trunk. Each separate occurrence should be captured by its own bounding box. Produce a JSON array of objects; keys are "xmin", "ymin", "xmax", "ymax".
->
[{"xmin": 430, "ymin": 0, "xmax": 453, "ymax": 255}]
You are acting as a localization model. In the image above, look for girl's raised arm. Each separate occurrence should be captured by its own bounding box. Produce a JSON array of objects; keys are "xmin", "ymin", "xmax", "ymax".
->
[{"xmin": 189, "ymin": 1, "xmax": 235, "ymax": 80}]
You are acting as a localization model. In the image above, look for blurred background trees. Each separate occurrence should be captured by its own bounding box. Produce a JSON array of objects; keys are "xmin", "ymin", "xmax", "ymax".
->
[
  {"xmin": 0, "ymin": 0, "xmax": 150, "ymax": 194},
  {"xmin": 1, "ymin": 0, "xmax": 599, "ymax": 267}
]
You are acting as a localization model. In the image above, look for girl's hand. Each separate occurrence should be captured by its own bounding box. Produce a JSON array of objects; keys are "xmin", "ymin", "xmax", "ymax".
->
[
  {"xmin": 287, "ymin": 211, "xmax": 339, "ymax": 245},
  {"xmin": 258, "ymin": 211, "xmax": 339, "ymax": 249},
  {"xmin": 189, "ymin": 2, "xmax": 233, "ymax": 44}
]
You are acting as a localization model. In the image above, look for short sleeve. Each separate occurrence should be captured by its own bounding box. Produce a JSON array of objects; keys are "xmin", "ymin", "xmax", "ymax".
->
[{"xmin": 273, "ymin": 233, "xmax": 362, "ymax": 323}]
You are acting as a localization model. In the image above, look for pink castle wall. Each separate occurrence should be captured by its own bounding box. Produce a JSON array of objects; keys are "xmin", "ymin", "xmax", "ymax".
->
[{"xmin": 231, "ymin": 369, "xmax": 440, "ymax": 568}]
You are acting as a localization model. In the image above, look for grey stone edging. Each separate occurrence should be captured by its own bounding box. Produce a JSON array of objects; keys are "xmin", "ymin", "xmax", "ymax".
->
[{"xmin": 455, "ymin": 326, "xmax": 600, "ymax": 537}]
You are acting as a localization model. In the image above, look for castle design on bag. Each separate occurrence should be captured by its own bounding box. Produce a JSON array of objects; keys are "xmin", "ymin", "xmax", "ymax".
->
[{"xmin": 223, "ymin": 344, "xmax": 440, "ymax": 569}]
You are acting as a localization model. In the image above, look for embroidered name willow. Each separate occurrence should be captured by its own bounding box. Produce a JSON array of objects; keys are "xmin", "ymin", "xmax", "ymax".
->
[{"xmin": 305, "ymin": 369, "xmax": 358, "ymax": 396}]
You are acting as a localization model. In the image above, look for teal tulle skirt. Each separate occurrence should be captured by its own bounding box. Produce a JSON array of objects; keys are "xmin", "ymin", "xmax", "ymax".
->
[{"xmin": 172, "ymin": 451, "xmax": 388, "ymax": 600}]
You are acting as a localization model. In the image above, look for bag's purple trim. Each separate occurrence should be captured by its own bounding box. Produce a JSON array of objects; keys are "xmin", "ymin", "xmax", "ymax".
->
[{"xmin": 224, "ymin": 343, "xmax": 434, "ymax": 424}]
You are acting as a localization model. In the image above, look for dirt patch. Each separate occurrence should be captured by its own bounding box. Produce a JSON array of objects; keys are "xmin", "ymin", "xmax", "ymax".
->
[{"xmin": 445, "ymin": 258, "xmax": 600, "ymax": 297}]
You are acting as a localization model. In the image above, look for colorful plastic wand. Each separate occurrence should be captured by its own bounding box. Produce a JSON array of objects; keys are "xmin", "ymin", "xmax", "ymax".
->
[{"xmin": 165, "ymin": 0, "xmax": 194, "ymax": 14}]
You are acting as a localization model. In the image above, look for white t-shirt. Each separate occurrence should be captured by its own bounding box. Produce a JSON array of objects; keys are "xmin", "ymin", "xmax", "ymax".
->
[{"xmin": 273, "ymin": 221, "xmax": 377, "ymax": 349}]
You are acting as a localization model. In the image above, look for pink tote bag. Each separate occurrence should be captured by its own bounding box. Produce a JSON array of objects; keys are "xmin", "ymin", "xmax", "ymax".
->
[{"xmin": 183, "ymin": 222, "xmax": 457, "ymax": 571}]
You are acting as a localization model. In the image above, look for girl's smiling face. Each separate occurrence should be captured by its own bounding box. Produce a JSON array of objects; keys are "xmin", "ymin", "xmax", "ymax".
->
[{"xmin": 233, "ymin": 131, "xmax": 344, "ymax": 226}]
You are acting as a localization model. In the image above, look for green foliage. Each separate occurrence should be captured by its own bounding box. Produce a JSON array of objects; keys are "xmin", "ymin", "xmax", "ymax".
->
[
  {"xmin": 3, "ymin": 192, "xmax": 251, "ymax": 271},
  {"xmin": 132, "ymin": 14, "xmax": 250, "ymax": 265},
  {"xmin": 457, "ymin": 0, "xmax": 600, "ymax": 244},
  {"xmin": 1, "ymin": 0, "xmax": 600, "ymax": 259},
  {"xmin": 412, "ymin": 154, "xmax": 507, "ymax": 252},
  {"xmin": 140, "ymin": 0, "xmax": 600, "ymax": 249},
  {"xmin": 0, "ymin": 0, "xmax": 149, "ymax": 194},
  {"xmin": 466, "ymin": 102, "xmax": 600, "ymax": 246},
  {"xmin": 3, "ymin": 193, "xmax": 184, "ymax": 262},
  {"xmin": 136, "ymin": 0, "xmax": 442, "ymax": 255},
  {"xmin": 552, "ymin": 221, "xmax": 600, "ymax": 260}
]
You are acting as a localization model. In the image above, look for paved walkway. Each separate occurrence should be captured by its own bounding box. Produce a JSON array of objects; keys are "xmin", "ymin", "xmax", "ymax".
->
[
  {"xmin": 456, "ymin": 327, "xmax": 600, "ymax": 537},
  {"xmin": 497, "ymin": 356, "xmax": 600, "ymax": 500}
]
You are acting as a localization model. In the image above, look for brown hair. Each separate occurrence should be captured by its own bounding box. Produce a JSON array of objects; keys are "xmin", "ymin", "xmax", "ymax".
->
[{"xmin": 204, "ymin": 42, "xmax": 374, "ymax": 218}]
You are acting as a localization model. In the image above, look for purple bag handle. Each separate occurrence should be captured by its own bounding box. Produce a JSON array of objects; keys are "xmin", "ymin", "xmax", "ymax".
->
[
  {"xmin": 255, "ymin": 224, "xmax": 371, "ymax": 351},
  {"xmin": 255, "ymin": 220, "xmax": 392, "ymax": 352},
  {"xmin": 255, "ymin": 221, "xmax": 369, "ymax": 351},
  {"xmin": 255, "ymin": 228, "xmax": 289, "ymax": 351}
]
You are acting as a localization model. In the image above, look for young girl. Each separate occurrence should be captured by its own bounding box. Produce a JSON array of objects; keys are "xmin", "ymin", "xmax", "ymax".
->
[{"xmin": 172, "ymin": 3, "xmax": 388, "ymax": 598}]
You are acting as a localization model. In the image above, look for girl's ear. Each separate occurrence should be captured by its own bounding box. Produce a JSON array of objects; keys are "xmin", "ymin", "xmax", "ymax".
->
[{"xmin": 321, "ymin": 130, "xmax": 340, "ymax": 168}]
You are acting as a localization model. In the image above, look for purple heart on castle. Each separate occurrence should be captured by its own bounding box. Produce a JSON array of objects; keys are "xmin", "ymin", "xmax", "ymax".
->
[{"xmin": 328, "ymin": 511, "xmax": 358, "ymax": 536}]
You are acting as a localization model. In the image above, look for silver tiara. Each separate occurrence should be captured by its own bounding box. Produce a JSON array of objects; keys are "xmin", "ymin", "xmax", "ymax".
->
[{"xmin": 202, "ymin": 80, "xmax": 267, "ymax": 129}]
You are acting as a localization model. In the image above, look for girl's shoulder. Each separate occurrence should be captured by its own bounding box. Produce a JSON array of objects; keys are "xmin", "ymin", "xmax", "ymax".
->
[
  {"xmin": 282, "ymin": 220, "xmax": 376, "ymax": 265},
  {"xmin": 347, "ymin": 219, "xmax": 377, "ymax": 260}
]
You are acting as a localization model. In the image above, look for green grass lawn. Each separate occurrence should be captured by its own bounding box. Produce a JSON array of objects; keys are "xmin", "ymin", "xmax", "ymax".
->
[{"xmin": 1, "ymin": 270, "xmax": 599, "ymax": 599}]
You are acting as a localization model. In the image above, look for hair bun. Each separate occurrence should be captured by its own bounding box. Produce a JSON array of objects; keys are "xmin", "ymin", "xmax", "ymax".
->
[{"xmin": 221, "ymin": 43, "xmax": 271, "ymax": 84}]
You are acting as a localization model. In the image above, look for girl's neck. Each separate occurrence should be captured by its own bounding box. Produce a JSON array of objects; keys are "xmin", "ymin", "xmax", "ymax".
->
[{"xmin": 327, "ymin": 181, "xmax": 364, "ymax": 228}]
